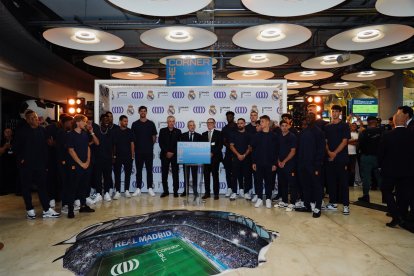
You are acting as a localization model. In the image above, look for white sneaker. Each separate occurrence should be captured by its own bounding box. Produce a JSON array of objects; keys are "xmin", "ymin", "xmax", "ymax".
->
[
  {"xmin": 266, "ymin": 199, "xmax": 272, "ymax": 209},
  {"xmin": 251, "ymin": 195, "xmax": 258, "ymax": 203},
  {"xmin": 325, "ymin": 203, "xmax": 338, "ymax": 211},
  {"xmin": 229, "ymin": 193, "xmax": 237, "ymax": 201},
  {"xmin": 225, "ymin": 188, "xmax": 232, "ymax": 197},
  {"xmin": 132, "ymin": 188, "xmax": 141, "ymax": 197},
  {"xmin": 74, "ymin": 199, "xmax": 80, "ymax": 208},
  {"xmin": 311, "ymin": 202, "xmax": 315, "ymax": 212},
  {"xmin": 104, "ymin": 192, "xmax": 112, "ymax": 202},
  {"xmin": 113, "ymin": 192, "xmax": 121, "ymax": 200},
  {"xmin": 49, "ymin": 199, "xmax": 56, "ymax": 208},
  {"xmin": 61, "ymin": 205, "xmax": 68, "ymax": 214},
  {"xmin": 321, "ymin": 200, "xmax": 326, "ymax": 210},
  {"xmin": 86, "ymin": 197, "xmax": 95, "ymax": 205},
  {"xmin": 94, "ymin": 193, "xmax": 103, "ymax": 202},
  {"xmin": 286, "ymin": 204, "xmax": 295, "ymax": 212},
  {"xmin": 295, "ymin": 201, "xmax": 305, "ymax": 208},
  {"xmin": 275, "ymin": 201, "xmax": 288, "ymax": 208},
  {"xmin": 343, "ymin": 205, "xmax": 350, "ymax": 215},
  {"xmin": 26, "ymin": 209, "xmax": 36, "ymax": 220},
  {"xmin": 239, "ymin": 189, "xmax": 244, "ymax": 198},
  {"xmin": 125, "ymin": 190, "xmax": 131, "ymax": 198},
  {"xmin": 148, "ymin": 188, "xmax": 156, "ymax": 197},
  {"xmin": 42, "ymin": 208, "xmax": 60, "ymax": 218},
  {"xmin": 244, "ymin": 193, "xmax": 251, "ymax": 200},
  {"xmin": 255, "ymin": 198, "xmax": 263, "ymax": 208}
]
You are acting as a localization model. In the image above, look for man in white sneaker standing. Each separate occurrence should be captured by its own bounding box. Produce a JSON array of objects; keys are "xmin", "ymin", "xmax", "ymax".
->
[
  {"xmin": 250, "ymin": 115, "xmax": 279, "ymax": 208},
  {"xmin": 131, "ymin": 106, "xmax": 158, "ymax": 197},
  {"xmin": 15, "ymin": 110, "xmax": 60, "ymax": 219}
]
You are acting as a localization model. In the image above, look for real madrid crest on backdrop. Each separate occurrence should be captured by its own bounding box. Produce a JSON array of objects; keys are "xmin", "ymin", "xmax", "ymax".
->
[{"xmin": 102, "ymin": 81, "xmax": 286, "ymax": 195}]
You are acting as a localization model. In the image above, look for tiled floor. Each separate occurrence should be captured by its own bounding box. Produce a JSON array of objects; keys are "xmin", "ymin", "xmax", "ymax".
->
[{"xmin": 0, "ymin": 187, "xmax": 413, "ymax": 276}]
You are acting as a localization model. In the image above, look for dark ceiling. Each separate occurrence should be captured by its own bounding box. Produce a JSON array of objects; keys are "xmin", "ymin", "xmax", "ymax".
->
[{"xmin": 0, "ymin": 0, "xmax": 413, "ymax": 93}]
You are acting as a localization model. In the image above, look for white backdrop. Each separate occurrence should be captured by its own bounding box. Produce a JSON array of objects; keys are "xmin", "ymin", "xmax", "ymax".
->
[{"xmin": 95, "ymin": 80, "xmax": 287, "ymax": 194}]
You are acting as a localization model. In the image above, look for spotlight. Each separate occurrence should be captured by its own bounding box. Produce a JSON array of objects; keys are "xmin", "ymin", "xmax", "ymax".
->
[{"xmin": 314, "ymin": 96, "xmax": 322, "ymax": 103}]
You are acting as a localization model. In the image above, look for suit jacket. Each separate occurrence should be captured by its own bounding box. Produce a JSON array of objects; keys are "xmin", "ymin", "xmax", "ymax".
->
[
  {"xmin": 202, "ymin": 129, "xmax": 223, "ymax": 161},
  {"xmin": 378, "ymin": 127, "xmax": 414, "ymax": 178},
  {"xmin": 180, "ymin": 131, "xmax": 202, "ymax": 142},
  {"xmin": 158, "ymin": 127, "xmax": 182, "ymax": 156}
]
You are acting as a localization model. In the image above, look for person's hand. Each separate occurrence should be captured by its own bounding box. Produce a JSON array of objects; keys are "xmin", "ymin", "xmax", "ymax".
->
[
  {"xmin": 252, "ymin": 164, "xmax": 256, "ymax": 171},
  {"xmin": 86, "ymin": 124, "xmax": 93, "ymax": 132},
  {"xmin": 272, "ymin": 165, "xmax": 277, "ymax": 172},
  {"xmin": 278, "ymin": 160, "xmax": 285, "ymax": 168},
  {"xmin": 166, "ymin": 152, "xmax": 174, "ymax": 159},
  {"xmin": 80, "ymin": 162, "xmax": 89, "ymax": 169},
  {"xmin": 238, "ymin": 154, "xmax": 245, "ymax": 161}
]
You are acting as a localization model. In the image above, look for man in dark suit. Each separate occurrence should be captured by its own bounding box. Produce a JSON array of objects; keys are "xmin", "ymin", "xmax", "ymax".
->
[
  {"xmin": 378, "ymin": 112, "xmax": 414, "ymax": 228},
  {"xmin": 180, "ymin": 120, "xmax": 202, "ymax": 198},
  {"xmin": 158, "ymin": 116, "xmax": 182, "ymax": 198},
  {"xmin": 202, "ymin": 118, "xmax": 223, "ymax": 200}
]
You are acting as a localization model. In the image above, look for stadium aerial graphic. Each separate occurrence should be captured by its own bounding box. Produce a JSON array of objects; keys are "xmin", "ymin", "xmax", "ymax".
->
[{"xmin": 54, "ymin": 210, "xmax": 278, "ymax": 275}]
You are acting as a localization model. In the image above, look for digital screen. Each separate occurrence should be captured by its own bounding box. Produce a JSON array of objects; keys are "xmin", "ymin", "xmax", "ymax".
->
[{"xmin": 350, "ymin": 99, "xmax": 378, "ymax": 115}]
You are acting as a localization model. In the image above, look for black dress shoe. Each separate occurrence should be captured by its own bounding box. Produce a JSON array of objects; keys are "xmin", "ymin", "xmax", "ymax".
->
[
  {"xmin": 295, "ymin": 207, "xmax": 312, "ymax": 213},
  {"xmin": 160, "ymin": 192, "xmax": 169, "ymax": 198},
  {"xmin": 214, "ymin": 195, "xmax": 219, "ymax": 200},
  {"xmin": 386, "ymin": 218, "xmax": 400, "ymax": 228},
  {"xmin": 358, "ymin": 195, "xmax": 370, "ymax": 203},
  {"xmin": 201, "ymin": 194, "xmax": 210, "ymax": 200},
  {"xmin": 180, "ymin": 192, "xmax": 187, "ymax": 197},
  {"xmin": 173, "ymin": 193, "xmax": 179, "ymax": 198},
  {"xmin": 68, "ymin": 211, "xmax": 75, "ymax": 219},
  {"xmin": 312, "ymin": 209, "xmax": 321, "ymax": 218},
  {"xmin": 79, "ymin": 205, "xmax": 95, "ymax": 213}
]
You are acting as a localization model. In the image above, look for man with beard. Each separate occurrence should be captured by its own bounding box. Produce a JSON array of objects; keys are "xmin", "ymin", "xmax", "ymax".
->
[
  {"xmin": 221, "ymin": 111, "xmax": 237, "ymax": 197},
  {"xmin": 158, "ymin": 116, "xmax": 181, "ymax": 198},
  {"xmin": 229, "ymin": 118, "xmax": 252, "ymax": 201}
]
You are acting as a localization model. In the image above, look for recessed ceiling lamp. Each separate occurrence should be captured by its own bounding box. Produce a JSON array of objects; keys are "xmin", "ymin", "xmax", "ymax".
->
[
  {"xmin": 307, "ymin": 90, "xmax": 340, "ymax": 96},
  {"xmin": 232, "ymin": 23, "xmax": 311, "ymax": 50},
  {"xmin": 140, "ymin": 26, "xmax": 217, "ymax": 50},
  {"xmin": 241, "ymin": 0, "xmax": 346, "ymax": 17},
  {"xmin": 285, "ymin": 71, "xmax": 333, "ymax": 81},
  {"xmin": 159, "ymin": 54, "xmax": 217, "ymax": 65},
  {"xmin": 83, "ymin": 55, "xmax": 143, "ymax": 69},
  {"xmin": 341, "ymin": 70, "xmax": 394, "ymax": 81},
  {"xmin": 321, "ymin": 82, "xmax": 364, "ymax": 89},
  {"xmin": 371, "ymin": 53, "xmax": 414, "ymax": 70},
  {"xmin": 302, "ymin": 53, "xmax": 364, "ymax": 69},
  {"xmin": 286, "ymin": 82, "xmax": 313, "ymax": 89},
  {"xmin": 227, "ymin": 70, "xmax": 274, "ymax": 80},
  {"xmin": 287, "ymin": 90, "xmax": 300, "ymax": 95},
  {"xmin": 229, "ymin": 53, "xmax": 288, "ymax": 68},
  {"xmin": 107, "ymin": 0, "xmax": 212, "ymax": 17},
  {"xmin": 376, "ymin": 0, "xmax": 414, "ymax": 17},
  {"xmin": 327, "ymin": 24, "xmax": 414, "ymax": 51},
  {"xmin": 43, "ymin": 27, "xmax": 124, "ymax": 51},
  {"xmin": 112, "ymin": 71, "xmax": 159, "ymax": 80}
]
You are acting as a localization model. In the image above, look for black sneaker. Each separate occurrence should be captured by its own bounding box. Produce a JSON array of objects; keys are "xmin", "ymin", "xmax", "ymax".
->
[
  {"xmin": 79, "ymin": 206, "xmax": 95, "ymax": 213},
  {"xmin": 358, "ymin": 195, "xmax": 370, "ymax": 203},
  {"xmin": 386, "ymin": 218, "xmax": 400, "ymax": 228},
  {"xmin": 160, "ymin": 192, "xmax": 169, "ymax": 198},
  {"xmin": 173, "ymin": 193, "xmax": 179, "ymax": 198},
  {"xmin": 214, "ymin": 195, "xmax": 219, "ymax": 200},
  {"xmin": 295, "ymin": 206, "xmax": 312, "ymax": 213},
  {"xmin": 180, "ymin": 192, "xmax": 187, "ymax": 197},
  {"xmin": 201, "ymin": 194, "xmax": 210, "ymax": 200}
]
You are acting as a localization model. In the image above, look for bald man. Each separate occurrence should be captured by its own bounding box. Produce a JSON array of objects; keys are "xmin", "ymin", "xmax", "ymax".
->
[{"xmin": 378, "ymin": 113, "xmax": 414, "ymax": 228}]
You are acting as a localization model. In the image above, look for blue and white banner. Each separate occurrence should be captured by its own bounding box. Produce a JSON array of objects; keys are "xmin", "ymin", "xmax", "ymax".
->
[{"xmin": 102, "ymin": 82, "xmax": 286, "ymax": 194}]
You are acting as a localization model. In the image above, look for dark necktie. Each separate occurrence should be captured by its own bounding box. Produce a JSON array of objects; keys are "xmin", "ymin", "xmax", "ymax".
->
[{"xmin": 190, "ymin": 132, "xmax": 193, "ymax": 142}]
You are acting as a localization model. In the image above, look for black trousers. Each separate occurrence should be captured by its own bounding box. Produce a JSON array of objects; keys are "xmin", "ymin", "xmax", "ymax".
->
[
  {"xmin": 326, "ymin": 161, "xmax": 349, "ymax": 206},
  {"xmin": 277, "ymin": 166, "xmax": 297, "ymax": 204},
  {"xmin": 114, "ymin": 158, "xmax": 133, "ymax": 192},
  {"xmin": 255, "ymin": 165, "xmax": 273, "ymax": 199},
  {"xmin": 94, "ymin": 158, "xmax": 113, "ymax": 195},
  {"xmin": 47, "ymin": 156, "xmax": 60, "ymax": 202},
  {"xmin": 204, "ymin": 158, "xmax": 220, "ymax": 196},
  {"xmin": 160, "ymin": 156, "xmax": 179, "ymax": 193},
  {"xmin": 382, "ymin": 176, "xmax": 412, "ymax": 220},
  {"xmin": 19, "ymin": 165, "xmax": 49, "ymax": 211},
  {"xmin": 223, "ymin": 151, "xmax": 233, "ymax": 189},
  {"xmin": 58, "ymin": 162, "xmax": 69, "ymax": 206},
  {"xmin": 68, "ymin": 165, "xmax": 90, "ymax": 208},
  {"xmin": 135, "ymin": 152, "xmax": 153, "ymax": 189},
  {"xmin": 299, "ymin": 165, "xmax": 322, "ymax": 210},
  {"xmin": 231, "ymin": 157, "xmax": 251, "ymax": 192},
  {"xmin": 183, "ymin": 165, "xmax": 198, "ymax": 195}
]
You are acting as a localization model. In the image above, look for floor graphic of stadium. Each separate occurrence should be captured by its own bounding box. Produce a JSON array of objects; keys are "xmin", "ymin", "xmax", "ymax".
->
[{"xmin": 56, "ymin": 210, "xmax": 277, "ymax": 275}]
